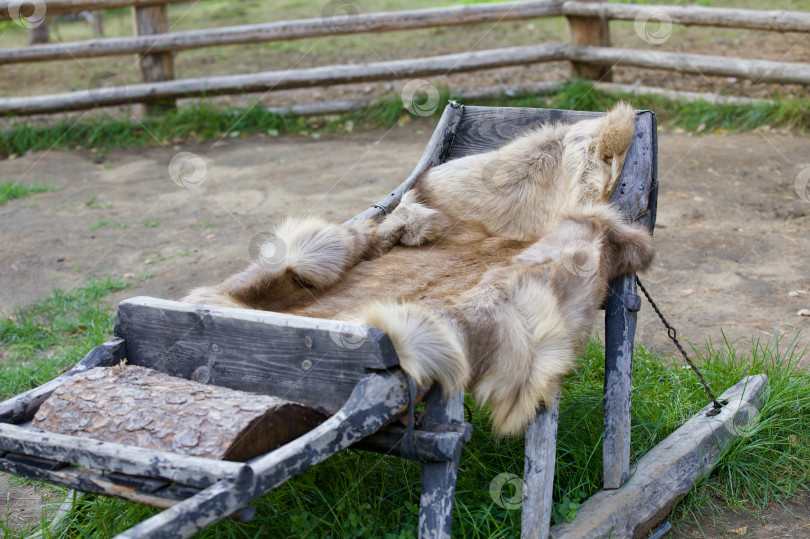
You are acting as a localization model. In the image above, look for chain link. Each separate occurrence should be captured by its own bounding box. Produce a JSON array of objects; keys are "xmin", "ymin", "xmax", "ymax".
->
[{"xmin": 635, "ymin": 276, "xmax": 725, "ymax": 416}]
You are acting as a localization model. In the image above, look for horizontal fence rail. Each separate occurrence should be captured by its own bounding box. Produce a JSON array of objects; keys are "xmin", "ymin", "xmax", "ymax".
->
[
  {"xmin": 0, "ymin": 43, "xmax": 567, "ymax": 115},
  {"xmin": 0, "ymin": 0, "xmax": 563, "ymax": 65},
  {"xmin": 566, "ymin": 46, "xmax": 810, "ymax": 86},
  {"xmin": 561, "ymin": 1, "xmax": 810, "ymax": 33},
  {"xmin": 0, "ymin": 0, "xmax": 195, "ymax": 22}
]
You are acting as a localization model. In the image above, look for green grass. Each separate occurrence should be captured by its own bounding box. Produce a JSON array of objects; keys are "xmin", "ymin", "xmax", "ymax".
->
[
  {"xmin": 0, "ymin": 181, "xmax": 58, "ymax": 206},
  {"xmin": 0, "ymin": 276, "xmax": 127, "ymax": 401},
  {"xmin": 2, "ymin": 80, "xmax": 808, "ymax": 159},
  {"xmin": 1, "ymin": 280, "xmax": 807, "ymax": 537}
]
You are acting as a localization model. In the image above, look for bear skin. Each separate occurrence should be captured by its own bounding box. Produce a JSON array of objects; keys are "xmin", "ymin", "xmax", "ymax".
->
[{"xmin": 183, "ymin": 102, "xmax": 654, "ymax": 435}]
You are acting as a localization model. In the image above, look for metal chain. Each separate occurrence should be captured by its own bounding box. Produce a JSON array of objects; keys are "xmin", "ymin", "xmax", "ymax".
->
[{"xmin": 635, "ymin": 276, "xmax": 725, "ymax": 416}]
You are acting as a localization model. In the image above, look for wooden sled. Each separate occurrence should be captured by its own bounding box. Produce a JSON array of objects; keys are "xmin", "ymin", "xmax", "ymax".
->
[{"xmin": 0, "ymin": 102, "xmax": 689, "ymax": 538}]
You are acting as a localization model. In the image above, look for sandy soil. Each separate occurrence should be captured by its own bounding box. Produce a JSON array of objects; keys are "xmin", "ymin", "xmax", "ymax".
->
[{"xmin": 1, "ymin": 120, "xmax": 809, "ymax": 535}]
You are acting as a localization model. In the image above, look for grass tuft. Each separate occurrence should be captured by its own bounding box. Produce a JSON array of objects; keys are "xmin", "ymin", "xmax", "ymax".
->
[{"xmin": 0, "ymin": 181, "xmax": 58, "ymax": 206}]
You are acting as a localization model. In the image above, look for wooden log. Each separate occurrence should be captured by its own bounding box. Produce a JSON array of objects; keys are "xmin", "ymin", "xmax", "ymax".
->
[
  {"xmin": 565, "ymin": 0, "xmax": 611, "ymax": 81},
  {"xmin": 594, "ymin": 82, "xmax": 772, "ymax": 106},
  {"xmin": 0, "ymin": 1, "xmax": 563, "ymax": 65},
  {"xmin": 132, "ymin": 3, "xmax": 175, "ymax": 114},
  {"xmin": 117, "ymin": 370, "xmax": 413, "ymax": 538},
  {"xmin": 31, "ymin": 364, "xmax": 326, "ymax": 461},
  {"xmin": 567, "ymin": 46, "xmax": 810, "ymax": 86},
  {"xmin": 0, "ymin": 423, "xmax": 250, "ymax": 488},
  {"xmin": 91, "ymin": 9, "xmax": 103, "ymax": 37},
  {"xmin": 0, "ymin": 338, "xmax": 125, "ymax": 424},
  {"xmin": 115, "ymin": 296, "xmax": 399, "ymax": 415},
  {"xmin": 0, "ymin": 43, "xmax": 568, "ymax": 115},
  {"xmin": 521, "ymin": 396, "xmax": 560, "ymax": 539},
  {"xmin": 264, "ymin": 81, "xmax": 567, "ymax": 118},
  {"xmin": 550, "ymin": 375, "xmax": 769, "ymax": 539},
  {"xmin": 0, "ymin": 0, "xmax": 195, "ymax": 22},
  {"xmin": 562, "ymin": 2, "xmax": 810, "ymax": 33}
]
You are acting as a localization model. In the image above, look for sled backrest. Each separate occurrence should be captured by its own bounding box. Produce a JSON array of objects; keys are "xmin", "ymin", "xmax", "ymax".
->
[
  {"xmin": 114, "ymin": 297, "xmax": 399, "ymax": 414},
  {"xmin": 350, "ymin": 104, "xmax": 658, "ymax": 233}
]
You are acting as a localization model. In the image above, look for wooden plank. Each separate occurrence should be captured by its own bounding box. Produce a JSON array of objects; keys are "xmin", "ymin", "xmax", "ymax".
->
[
  {"xmin": 594, "ymin": 82, "xmax": 772, "ymax": 106},
  {"xmin": 0, "ymin": 423, "xmax": 252, "ymax": 489},
  {"xmin": 0, "ymin": 338, "xmax": 125, "ymax": 424},
  {"xmin": 551, "ymin": 375, "xmax": 769, "ymax": 538},
  {"xmin": 447, "ymin": 105, "xmax": 603, "ymax": 159},
  {"xmin": 132, "ymin": 3, "xmax": 175, "ymax": 114},
  {"xmin": 264, "ymin": 81, "xmax": 566, "ymax": 119},
  {"xmin": 115, "ymin": 296, "xmax": 399, "ymax": 414},
  {"xmin": 562, "ymin": 2, "xmax": 810, "ymax": 33},
  {"xmin": 567, "ymin": 46, "xmax": 810, "ymax": 86},
  {"xmin": 448, "ymin": 108, "xmax": 656, "ymax": 223},
  {"xmin": 0, "ymin": 0, "xmax": 196, "ymax": 22},
  {"xmin": 347, "ymin": 102, "xmax": 464, "ymax": 224},
  {"xmin": 353, "ymin": 427, "xmax": 469, "ymax": 462},
  {"xmin": 0, "ymin": 1, "xmax": 563, "ymax": 64},
  {"xmin": 419, "ymin": 387, "xmax": 466, "ymax": 539},
  {"xmin": 31, "ymin": 365, "xmax": 326, "ymax": 461},
  {"xmin": 602, "ymin": 274, "xmax": 639, "ymax": 489},
  {"xmin": 0, "ymin": 43, "xmax": 568, "ymax": 115},
  {"xmin": 0, "ymin": 455, "xmax": 194, "ymax": 508},
  {"xmin": 118, "ymin": 370, "xmax": 413, "ymax": 538},
  {"xmin": 565, "ymin": 0, "xmax": 611, "ymax": 81},
  {"xmin": 521, "ymin": 396, "xmax": 560, "ymax": 539}
]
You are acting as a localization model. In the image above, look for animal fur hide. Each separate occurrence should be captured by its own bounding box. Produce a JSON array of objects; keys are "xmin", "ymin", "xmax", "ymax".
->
[{"xmin": 184, "ymin": 103, "xmax": 655, "ymax": 436}]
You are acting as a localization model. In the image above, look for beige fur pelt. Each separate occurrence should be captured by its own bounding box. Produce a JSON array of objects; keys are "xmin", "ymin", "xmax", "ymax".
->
[{"xmin": 183, "ymin": 103, "xmax": 655, "ymax": 436}]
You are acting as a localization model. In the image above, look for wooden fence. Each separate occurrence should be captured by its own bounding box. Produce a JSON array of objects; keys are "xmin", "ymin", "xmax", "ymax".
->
[{"xmin": 0, "ymin": 0, "xmax": 808, "ymax": 116}]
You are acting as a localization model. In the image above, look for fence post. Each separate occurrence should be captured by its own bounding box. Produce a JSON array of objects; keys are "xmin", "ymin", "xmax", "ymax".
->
[
  {"xmin": 565, "ymin": 0, "xmax": 612, "ymax": 81},
  {"xmin": 132, "ymin": 4, "xmax": 175, "ymax": 114}
]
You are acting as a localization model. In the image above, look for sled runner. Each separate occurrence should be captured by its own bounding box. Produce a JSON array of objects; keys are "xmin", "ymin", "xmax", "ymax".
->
[{"xmin": 0, "ymin": 103, "xmax": 763, "ymax": 538}]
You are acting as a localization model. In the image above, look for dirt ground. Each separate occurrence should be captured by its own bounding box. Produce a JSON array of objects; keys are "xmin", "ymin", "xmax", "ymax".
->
[{"xmin": 1, "ymin": 120, "xmax": 809, "ymax": 535}]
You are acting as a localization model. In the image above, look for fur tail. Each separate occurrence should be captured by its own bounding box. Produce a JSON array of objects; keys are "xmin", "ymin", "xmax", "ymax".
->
[
  {"xmin": 357, "ymin": 301, "xmax": 469, "ymax": 396},
  {"xmin": 597, "ymin": 101, "xmax": 636, "ymax": 162}
]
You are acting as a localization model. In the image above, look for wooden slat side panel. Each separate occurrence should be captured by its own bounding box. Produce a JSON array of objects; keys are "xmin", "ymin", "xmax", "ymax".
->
[
  {"xmin": 114, "ymin": 297, "xmax": 398, "ymax": 414},
  {"xmin": 446, "ymin": 106, "xmax": 603, "ymax": 159},
  {"xmin": 608, "ymin": 111, "xmax": 656, "ymax": 221}
]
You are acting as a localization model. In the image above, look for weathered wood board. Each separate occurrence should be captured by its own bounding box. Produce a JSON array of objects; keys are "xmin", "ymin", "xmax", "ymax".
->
[
  {"xmin": 114, "ymin": 296, "xmax": 399, "ymax": 414},
  {"xmin": 32, "ymin": 365, "xmax": 326, "ymax": 461},
  {"xmin": 550, "ymin": 375, "xmax": 769, "ymax": 538}
]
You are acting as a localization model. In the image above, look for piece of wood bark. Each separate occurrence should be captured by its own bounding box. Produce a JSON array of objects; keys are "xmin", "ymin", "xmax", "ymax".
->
[
  {"xmin": 31, "ymin": 364, "xmax": 326, "ymax": 461},
  {"xmin": 550, "ymin": 375, "xmax": 768, "ymax": 539}
]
